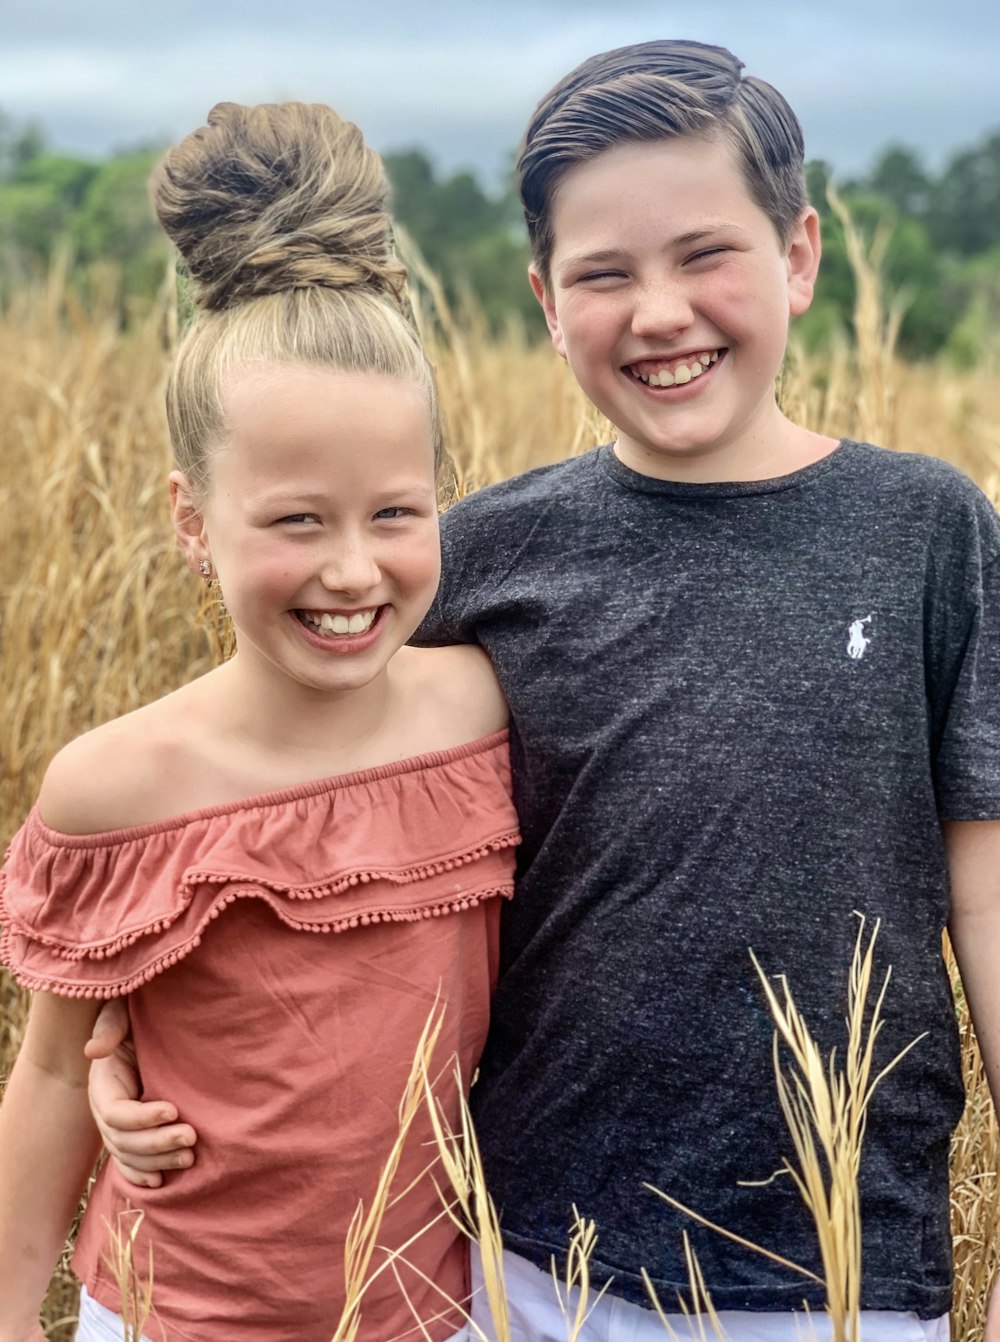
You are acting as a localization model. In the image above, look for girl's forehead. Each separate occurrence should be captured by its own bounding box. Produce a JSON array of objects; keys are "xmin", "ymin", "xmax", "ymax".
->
[{"xmin": 206, "ymin": 365, "xmax": 437, "ymax": 497}]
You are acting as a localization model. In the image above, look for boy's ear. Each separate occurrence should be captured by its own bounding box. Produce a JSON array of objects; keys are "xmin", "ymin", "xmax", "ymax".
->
[
  {"xmin": 528, "ymin": 264, "xmax": 568, "ymax": 361},
  {"xmin": 169, "ymin": 470, "xmax": 211, "ymax": 575},
  {"xmin": 786, "ymin": 206, "xmax": 822, "ymax": 318}
]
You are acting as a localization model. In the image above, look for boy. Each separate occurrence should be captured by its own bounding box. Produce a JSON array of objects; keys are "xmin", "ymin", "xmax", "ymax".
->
[{"xmin": 89, "ymin": 40, "xmax": 1000, "ymax": 1341}]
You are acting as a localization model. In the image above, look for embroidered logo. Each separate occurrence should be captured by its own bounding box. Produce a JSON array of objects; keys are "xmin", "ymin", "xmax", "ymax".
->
[{"xmin": 847, "ymin": 614, "xmax": 873, "ymax": 660}]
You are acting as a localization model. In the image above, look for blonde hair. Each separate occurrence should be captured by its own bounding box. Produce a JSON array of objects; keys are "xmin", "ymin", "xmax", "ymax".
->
[{"xmin": 153, "ymin": 101, "xmax": 442, "ymax": 491}]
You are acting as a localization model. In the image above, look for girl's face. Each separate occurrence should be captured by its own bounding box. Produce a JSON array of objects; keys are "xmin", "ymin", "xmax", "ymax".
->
[{"xmin": 175, "ymin": 362, "xmax": 441, "ymax": 699}]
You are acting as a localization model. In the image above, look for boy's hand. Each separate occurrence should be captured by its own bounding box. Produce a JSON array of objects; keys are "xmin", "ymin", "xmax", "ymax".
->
[{"xmin": 86, "ymin": 1000, "xmax": 197, "ymax": 1188}]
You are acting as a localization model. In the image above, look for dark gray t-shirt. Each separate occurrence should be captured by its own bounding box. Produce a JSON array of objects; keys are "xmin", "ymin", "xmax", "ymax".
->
[{"xmin": 415, "ymin": 439, "xmax": 1000, "ymax": 1317}]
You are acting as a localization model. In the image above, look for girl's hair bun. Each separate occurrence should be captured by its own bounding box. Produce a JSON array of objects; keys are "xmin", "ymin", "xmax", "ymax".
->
[{"xmin": 151, "ymin": 101, "xmax": 405, "ymax": 311}]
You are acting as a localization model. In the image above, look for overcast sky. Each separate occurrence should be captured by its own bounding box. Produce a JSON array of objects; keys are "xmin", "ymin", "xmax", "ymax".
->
[{"xmin": 3, "ymin": 0, "xmax": 997, "ymax": 186}]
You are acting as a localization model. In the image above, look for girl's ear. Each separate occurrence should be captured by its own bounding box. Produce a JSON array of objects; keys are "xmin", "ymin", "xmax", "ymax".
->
[
  {"xmin": 169, "ymin": 471, "xmax": 211, "ymax": 576},
  {"xmin": 786, "ymin": 206, "xmax": 822, "ymax": 318}
]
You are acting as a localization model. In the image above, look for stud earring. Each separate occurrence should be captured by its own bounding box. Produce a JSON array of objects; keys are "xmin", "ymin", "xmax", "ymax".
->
[{"xmin": 199, "ymin": 559, "xmax": 213, "ymax": 578}]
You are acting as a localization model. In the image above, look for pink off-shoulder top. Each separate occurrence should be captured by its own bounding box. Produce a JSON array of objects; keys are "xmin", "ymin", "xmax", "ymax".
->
[{"xmin": 0, "ymin": 730, "xmax": 518, "ymax": 1342}]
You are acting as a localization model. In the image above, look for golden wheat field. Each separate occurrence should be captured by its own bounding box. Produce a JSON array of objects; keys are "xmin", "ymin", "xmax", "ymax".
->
[{"xmin": 1, "ymin": 234, "xmax": 999, "ymax": 1341}]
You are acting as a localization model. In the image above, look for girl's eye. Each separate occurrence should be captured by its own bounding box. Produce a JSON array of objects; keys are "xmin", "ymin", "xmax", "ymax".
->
[
  {"xmin": 374, "ymin": 506, "xmax": 411, "ymax": 520},
  {"xmin": 276, "ymin": 513, "xmax": 319, "ymax": 526}
]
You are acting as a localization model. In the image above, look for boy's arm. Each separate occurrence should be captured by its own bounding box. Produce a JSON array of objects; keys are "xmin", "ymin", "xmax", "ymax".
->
[
  {"xmin": 943, "ymin": 818, "xmax": 1000, "ymax": 1341},
  {"xmin": 0, "ymin": 992, "xmax": 103, "ymax": 1341},
  {"xmin": 945, "ymin": 819, "xmax": 1000, "ymax": 1104},
  {"xmin": 86, "ymin": 1000, "xmax": 197, "ymax": 1186}
]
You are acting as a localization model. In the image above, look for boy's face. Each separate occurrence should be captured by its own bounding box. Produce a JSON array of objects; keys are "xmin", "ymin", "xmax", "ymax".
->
[{"xmin": 530, "ymin": 135, "xmax": 820, "ymax": 481}]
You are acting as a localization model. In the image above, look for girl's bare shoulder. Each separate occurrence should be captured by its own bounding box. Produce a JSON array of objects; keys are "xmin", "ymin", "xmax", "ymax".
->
[
  {"xmin": 396, "ymin": 644, "xmax": 508, "ymax": 745},
  {"xmin": 36, "ymin": 677, "xmax": 216, "ymax": 836}
]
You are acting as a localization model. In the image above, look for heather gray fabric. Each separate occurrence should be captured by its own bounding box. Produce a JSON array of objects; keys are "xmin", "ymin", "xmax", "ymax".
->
[{"xmin": 414, "ymin": 439, "xmax": 1000, "ymax": 1318}]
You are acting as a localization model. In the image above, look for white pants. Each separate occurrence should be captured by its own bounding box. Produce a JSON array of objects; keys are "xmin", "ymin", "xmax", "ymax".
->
[
  {"xmin": 470, "ymin": 1246, "xmax": 951, "ymax": 1342},
  {"xmin": 76, "ymin": 1283, "xmax": 472, "ymax": 1341}
]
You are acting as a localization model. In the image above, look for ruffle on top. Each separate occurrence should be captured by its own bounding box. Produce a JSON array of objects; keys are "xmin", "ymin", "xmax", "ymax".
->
[{"xmin": 0, "ymin": 730, "xmax": 518, "ymax": 999}]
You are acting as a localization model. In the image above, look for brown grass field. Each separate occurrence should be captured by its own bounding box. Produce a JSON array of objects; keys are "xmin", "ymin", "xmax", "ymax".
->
[{"xmin": 1, "ymin": 235, "xmax": 999, "ymax": 1338}]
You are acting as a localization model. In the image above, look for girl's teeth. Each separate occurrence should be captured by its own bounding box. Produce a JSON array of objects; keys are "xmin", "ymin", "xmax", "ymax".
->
[{"xmin": 303, "ymin": 609, "xmax": 377, "ymax": 637}]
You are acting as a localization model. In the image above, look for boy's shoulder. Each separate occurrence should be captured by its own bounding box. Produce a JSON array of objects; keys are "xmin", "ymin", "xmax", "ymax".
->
[
  {"xmin": 442, "ymin": 448, "xmax": 604, "ymax": 532},
  {"xmin": 846, "ymin": 438, "xmax": 988, "ymax": 494},
  {"xmin": 842, "ymin": 440, "xmax": 999, "ymax": 542}
]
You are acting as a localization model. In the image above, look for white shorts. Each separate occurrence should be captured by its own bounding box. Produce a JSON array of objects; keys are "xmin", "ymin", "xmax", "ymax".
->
[
  {"xmin": 75, "ymin": 1287, "xmax": 154, "ymax": 1342},
  {"xmin": 75, "ymin": 1283, "xmax": 472, "ymax": 1341},
  {"xmin": 470, "ymin": 1245, "xmax": 951, "ymax": 1342}
]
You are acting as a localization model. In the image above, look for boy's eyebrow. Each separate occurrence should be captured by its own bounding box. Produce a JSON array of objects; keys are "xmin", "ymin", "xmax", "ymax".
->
[{"xmin": 555, "ymin": 248, "xmax": 626, "ymax": 275}]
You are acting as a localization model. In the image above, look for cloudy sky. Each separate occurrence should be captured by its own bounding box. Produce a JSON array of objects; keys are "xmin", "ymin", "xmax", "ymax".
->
[{"xmin": 3, "ymin": 0, "xmax": 997, "ymax": 185}]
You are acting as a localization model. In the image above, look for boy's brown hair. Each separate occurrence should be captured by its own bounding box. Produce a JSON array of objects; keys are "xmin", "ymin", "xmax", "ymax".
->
[{"xmin": 518, "ymin": 40, "xmax": 808, "ymax": 289}]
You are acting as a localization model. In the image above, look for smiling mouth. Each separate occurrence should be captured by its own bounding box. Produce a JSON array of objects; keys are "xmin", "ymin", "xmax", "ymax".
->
[
  {"xmin": 626, "ymin": 349, "xmax": 724, "ymax": 386},
  {"xmin": 295, "ymin": 608, "xmax": 380, "ymax": 638}
]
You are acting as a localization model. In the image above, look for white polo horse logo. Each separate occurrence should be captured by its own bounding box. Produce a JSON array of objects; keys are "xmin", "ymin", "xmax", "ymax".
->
[{"xmin": 847, "ymin": 614, "xmax": 873, "ymax": 660}]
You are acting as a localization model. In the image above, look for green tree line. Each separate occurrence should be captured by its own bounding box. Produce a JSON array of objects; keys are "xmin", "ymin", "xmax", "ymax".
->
[{"xmin": 2, "ymin": 110, "xmax": 999, "ymax": 360}]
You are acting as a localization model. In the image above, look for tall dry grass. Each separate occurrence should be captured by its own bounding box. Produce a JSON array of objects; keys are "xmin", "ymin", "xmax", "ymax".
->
[{"xmin": 0, "ymin": 228, "xmax": 998, "ymax": 1337}]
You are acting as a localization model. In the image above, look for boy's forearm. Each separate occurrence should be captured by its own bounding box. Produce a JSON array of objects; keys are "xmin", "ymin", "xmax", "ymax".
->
[
  {"xmin": 0, "ymin": 1040, "xmax": 102, "ymax": 1334},
  {"xmin": 944, "ymin": 818, "xmax": 1000, "ymax": 1111}
]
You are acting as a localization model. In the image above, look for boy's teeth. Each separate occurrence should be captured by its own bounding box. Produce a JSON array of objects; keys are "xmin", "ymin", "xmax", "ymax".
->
[
  {"xmin": 636, "ymin": 350, "xmax": 719, "ymax": 385},
  {"xmin": 301, "ymin": 609, "xmax": 377, "ymax": 636}
]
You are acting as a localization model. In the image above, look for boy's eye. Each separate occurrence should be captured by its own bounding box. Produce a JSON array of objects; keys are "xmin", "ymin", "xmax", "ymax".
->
[
  {"xmin": 276, "ymin": 513, "xmax": 319, "ymax": 525},
  {"xmin": 374, "ymin": 506, "xmax": 412, "ymax": 520},
  {"xmin": 577, "ymin": 269, "xmax": 626, "ymax": 284},
  {"xmin": 687, "ymin": 246, "xmax": 728, "ymax": 264}
]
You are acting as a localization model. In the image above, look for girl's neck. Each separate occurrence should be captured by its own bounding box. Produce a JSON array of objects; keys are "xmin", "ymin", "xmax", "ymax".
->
[{"xmin": 210, "ymin": 651, "xmax": 400, "ymax": 768}]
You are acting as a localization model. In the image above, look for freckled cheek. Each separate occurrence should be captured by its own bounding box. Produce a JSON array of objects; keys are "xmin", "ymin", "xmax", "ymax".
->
[
  {"xmin": 394, "ymin": 536, "xmax": 441, "ymax": 597},
  {"xmin": 229, "ymin": 541, "xmax": 311, "ymax": 597}
]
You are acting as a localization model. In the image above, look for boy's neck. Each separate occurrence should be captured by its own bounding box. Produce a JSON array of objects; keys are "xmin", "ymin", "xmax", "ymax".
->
[{"xmin": 613, "ymin": 413, "xmax": 841, "ymax": 486}]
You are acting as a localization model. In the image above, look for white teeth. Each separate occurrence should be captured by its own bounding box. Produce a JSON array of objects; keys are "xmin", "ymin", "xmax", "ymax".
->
[
  {"xmin": 634, "ymin": 351, "xmax": 718, "ymax": 387},
  {"xmin": 301, "ymin": 609, "xmax": 377, "ymax": 638}
]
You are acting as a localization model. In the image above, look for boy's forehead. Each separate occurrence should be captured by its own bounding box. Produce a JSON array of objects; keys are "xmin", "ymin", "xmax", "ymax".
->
[{"xmin": 548, "ymin": 137, "xmax": 763, "ymax": 250}]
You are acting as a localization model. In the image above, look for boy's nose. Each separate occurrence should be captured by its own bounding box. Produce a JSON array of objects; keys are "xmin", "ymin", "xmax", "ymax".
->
[{"xmin": 630, "ymin": 278, "xmax": 694, "ymax": 340}]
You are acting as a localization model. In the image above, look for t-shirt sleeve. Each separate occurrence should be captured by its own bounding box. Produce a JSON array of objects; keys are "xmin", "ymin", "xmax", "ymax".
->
[
  {"xmin": 929, "ymin": 486, "xmax": 1000, "ymax": 819},
  {"xmin": 413, "ymin": 500, "xmax": 481, "ymax": 646}
]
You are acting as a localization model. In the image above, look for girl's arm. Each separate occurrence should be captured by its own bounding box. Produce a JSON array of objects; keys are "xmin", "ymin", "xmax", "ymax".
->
[{"xmin": 0, "ymin": 991, "xmax": 103, "ymax": 1341}]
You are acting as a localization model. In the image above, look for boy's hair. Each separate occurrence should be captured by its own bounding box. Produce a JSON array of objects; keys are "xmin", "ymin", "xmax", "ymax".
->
[
  {"xmin": 518, "ymin": 40, "xmax": 808, "ymax": 289},
  {"xmin": 153, "ymin": 101, "xmax": 442, "ymax": 493}
]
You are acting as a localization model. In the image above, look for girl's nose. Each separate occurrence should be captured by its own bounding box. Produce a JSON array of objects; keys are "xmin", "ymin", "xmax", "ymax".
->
[{"xmin": 320, "ymin": 539, "xmax": 381, "ymax": 595}]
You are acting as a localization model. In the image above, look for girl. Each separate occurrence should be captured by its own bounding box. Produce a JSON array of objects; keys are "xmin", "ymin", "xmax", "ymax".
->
[{"xmin": 0, "ymin": 101, "xmax": 517, "ymax": 1342}]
